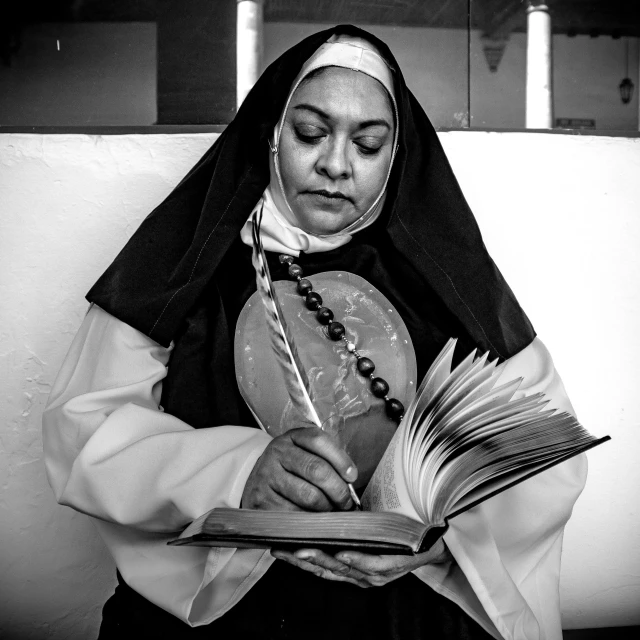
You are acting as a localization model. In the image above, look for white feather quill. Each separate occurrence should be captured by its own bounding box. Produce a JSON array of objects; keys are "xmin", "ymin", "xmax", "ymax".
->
[
  {"xmin": 251, "ymin": 205, "xmax": 362, "ymax": 508},
  {"xmin": 250, "ymin": 205, "xmax": 323, "ymax": 428}
]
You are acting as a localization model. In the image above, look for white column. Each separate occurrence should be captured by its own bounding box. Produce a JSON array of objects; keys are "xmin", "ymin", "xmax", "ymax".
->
[
  {"xmin": 525, "ymin": 2, "xmax": 553, "ymax": 129},
  {"xmin": 236, "ymin": 0, "xmax": 264, "ymax": 108}
]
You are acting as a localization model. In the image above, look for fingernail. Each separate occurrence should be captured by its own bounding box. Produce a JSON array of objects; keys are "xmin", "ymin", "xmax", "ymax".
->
[
  {"xmin": 339, "ymin": 555, "xmax": 351, "ymax": 564},
  {"xmin": 345, "ymin": 466, "xmax": 357, "ymax": 482},
  {"xmin": 295, "ymin": 551, "xmax": 313, "ymax": 561}
]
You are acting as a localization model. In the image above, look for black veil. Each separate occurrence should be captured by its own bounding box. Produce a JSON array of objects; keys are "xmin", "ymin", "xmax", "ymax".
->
[{"xmin": 87, "ymin": 24, "xmax": 534, "ymax": 361}]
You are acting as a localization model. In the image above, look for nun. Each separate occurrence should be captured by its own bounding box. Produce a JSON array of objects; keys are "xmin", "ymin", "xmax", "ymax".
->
[{"xmin": 43, "ymin": 25, "xmax": 586, "ymax": 640}]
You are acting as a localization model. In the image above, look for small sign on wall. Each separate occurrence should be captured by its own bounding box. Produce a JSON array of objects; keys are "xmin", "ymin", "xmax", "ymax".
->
[{"xmin": 555, "ymin": 118, "xmax": 596, "ymax": 129}]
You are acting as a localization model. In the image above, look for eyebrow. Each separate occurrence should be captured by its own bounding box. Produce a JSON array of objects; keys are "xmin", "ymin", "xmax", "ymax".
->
[{"xmin": 292, "ymin": 104, "xmax": 391, "ymax": 130}]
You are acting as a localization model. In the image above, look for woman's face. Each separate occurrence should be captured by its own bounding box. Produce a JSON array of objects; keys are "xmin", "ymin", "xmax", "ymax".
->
[{"xmin": 278, "ymin": 67, "xmax": 395, "ymax": 235}]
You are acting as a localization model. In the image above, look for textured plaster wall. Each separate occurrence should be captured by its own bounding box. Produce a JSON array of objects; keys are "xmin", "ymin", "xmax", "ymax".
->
[{"xmin": 0, "ymin": 131, "xmax": 638, "ymax": 638}]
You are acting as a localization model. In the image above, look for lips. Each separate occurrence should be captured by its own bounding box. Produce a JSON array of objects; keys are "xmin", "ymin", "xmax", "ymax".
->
[{"xmin": 307, "ymin": 189, "xmax": 352, "ymax": 202}]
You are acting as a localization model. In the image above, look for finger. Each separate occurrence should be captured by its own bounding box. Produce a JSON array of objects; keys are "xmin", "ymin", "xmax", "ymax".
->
[
  {"xmin": 288, "ymin": 428, "xmax": 358, "ymax": 484},
  {"xmin": 294, "ymin": 549, "xmax": 368, "ymax": 582},
  {"xmin": 258, "ymin": 490, "xmax": 301, "ymax": 511},
  {"xmin": 242, "ymin": 465, "xmax": 314, "ymax": 511},
  {"xmin": 421, "ymin": 538, "xmax": 451, "ymax": 564},
  {"xmin": 271, "ymin": 549, "xmax": 368, "ymax": 587},
  {"xmin": 336, "ymin": 541, "xmax": 451, "ymax": 575},
  {"xmin": 243, "ymin": 442, "xmax": 339, "ymax": 511},
  {"xmin": 272, "ymin": 471, "xmax": 333, "ymax": 512},
  {"xmin": 280, "ymin": 449, "xmax": 353, "ymax": 511},
  {"xmin": 271, "ymin": 550, "xmax": 351, "ymax": 582},
  {"xmin": 334, "ymin": 551, "xmax": 402, "ymax": 576}
]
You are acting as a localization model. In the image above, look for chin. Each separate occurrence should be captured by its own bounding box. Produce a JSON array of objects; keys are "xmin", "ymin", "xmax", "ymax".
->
[
  {"xmin": 305, "ymin": 221, "xmax": 351, "ymax": 236},
  {"xmin": 296, "ymin": 209, "xmax": 361, "ymax": 237}
]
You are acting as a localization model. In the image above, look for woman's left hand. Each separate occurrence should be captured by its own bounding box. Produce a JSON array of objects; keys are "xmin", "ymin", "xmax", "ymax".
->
[{"xmin": 270, "ymin": 538, "xmax": 451, "ymax": 588}]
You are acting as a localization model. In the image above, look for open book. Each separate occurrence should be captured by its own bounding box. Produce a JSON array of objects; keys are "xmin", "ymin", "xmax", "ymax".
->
[{"xmin": 168, "ymin": 339, "xmax": 609, "ymax": 554}]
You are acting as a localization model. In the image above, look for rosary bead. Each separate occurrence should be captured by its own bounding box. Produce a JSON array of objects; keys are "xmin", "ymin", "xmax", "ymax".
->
[
  {"xmin": 385, "ymin": 398, "xmax": 405, "ymax": 421},
  {"xmin": 293, "ymin": 272, "xmax": 401, "ymax": 424},
  {"xmin": 288, "ymin": 264, "xmax": 303, "ymax": 279},
  {"xmin": 316, "ymin": 307, "xmax": 334, "ymax": 325},
  {"xmin": 327, "ymin": 321, "xmax": 346, "ymax": 341},
  {"xmin": 297, "ymin": 278, "xmax": 313, "ymax": 296},
  {"xmin": 356, "ymin": 357, "xmax": 375, "ymax": 376},
  {"xmin": 371, "ymin": 377, "xmax": 390, "ymax": 398},
  {"xmin": 279, "ymin": 254, "xmax": 294, "ymax": 265},
  {"xmin": 305, "ymin": 292, "xmax": 323, "ymax": 310}
]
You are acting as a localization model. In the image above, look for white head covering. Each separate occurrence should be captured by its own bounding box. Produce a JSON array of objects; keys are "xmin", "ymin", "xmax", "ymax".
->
[{"xmin": 241, "ymin": 35, "xmax": 398, "ymax": 255}]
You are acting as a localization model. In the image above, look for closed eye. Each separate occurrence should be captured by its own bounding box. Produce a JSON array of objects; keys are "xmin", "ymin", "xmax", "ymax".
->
[
  {"xmin": 355, "ymin": 136, "xmax": 385, "ymax": 155},
  {"xmin": 294, "ymin": 124, "xmax": 325, "ymax": 143}
]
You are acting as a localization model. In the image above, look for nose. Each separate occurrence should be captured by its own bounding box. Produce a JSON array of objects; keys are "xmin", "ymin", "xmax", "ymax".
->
[{"xmin": 316, "ymin": 137, "xmax": 351, "ymax": 180}]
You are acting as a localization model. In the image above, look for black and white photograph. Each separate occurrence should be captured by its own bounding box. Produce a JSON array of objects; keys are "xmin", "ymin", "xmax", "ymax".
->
[{"xmin": 1, "ymin": 2, "xmax": 638, "ymax": 639}]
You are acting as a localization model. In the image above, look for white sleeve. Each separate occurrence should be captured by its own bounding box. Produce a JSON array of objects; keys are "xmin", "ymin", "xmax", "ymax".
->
[
  {"xmin": 412, "ymin": 338, "xmax": 588, "ymax": 640},
  {"xmin": 42, "ymin": 304, "xmax": 275, "ymax": 626}
]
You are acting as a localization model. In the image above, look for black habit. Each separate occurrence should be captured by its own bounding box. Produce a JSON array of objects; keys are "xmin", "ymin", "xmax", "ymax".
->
[{"xmin": 88, "ymin": 24, "xmax": 535, "ymax": 640}]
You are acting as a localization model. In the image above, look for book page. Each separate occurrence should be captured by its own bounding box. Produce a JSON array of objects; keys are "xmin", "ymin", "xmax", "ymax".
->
[
  {"xmin": 446, "ymin": 436, "xmax": 610, "ymax": 518},
  {"xmin": 362, "ymin": 427, "xmax": 423, "ymax": 523},
  {"xmin": 361, "ymin": 339, "xmax": 608, "ymax": 532},
  {"xmin": 431, "ymin": 412, "xmax": 597, "ymax": 517},
  {"xmin": 402, "ymin": 338, "xmax": 457, "ymax": 459}
]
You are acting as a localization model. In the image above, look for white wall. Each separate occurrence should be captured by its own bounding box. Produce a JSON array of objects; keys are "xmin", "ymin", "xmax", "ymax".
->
[
  {"xmin": 1, "ymin": 131, "xmax": 638, "ymax": 638},
  {"xmin": 444, "ymin": 133, "xmax": 640, "ymax": 629},
  {"xmin": 264, "ymin": 23, "xmax": 640, "ymax": 131}
]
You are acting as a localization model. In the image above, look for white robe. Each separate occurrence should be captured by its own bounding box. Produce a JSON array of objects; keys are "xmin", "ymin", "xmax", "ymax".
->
[{"xmin": 42, "ymin": 304, "xmax": 587, "ymax": 638}]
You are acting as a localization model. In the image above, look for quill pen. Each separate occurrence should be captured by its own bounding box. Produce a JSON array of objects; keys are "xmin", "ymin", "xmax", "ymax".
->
[{"xmin": 251, "ymin": 205, "xmax": 361, "ymax": 509}]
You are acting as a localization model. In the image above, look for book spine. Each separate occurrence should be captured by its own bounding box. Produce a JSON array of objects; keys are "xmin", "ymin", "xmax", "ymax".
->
[{"xmin": 417, "ymin": 523, "xmax": 449, "ymax": 554}]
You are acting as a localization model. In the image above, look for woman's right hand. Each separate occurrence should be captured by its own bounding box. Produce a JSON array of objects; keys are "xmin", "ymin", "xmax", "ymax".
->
[{"xmin": 241, "ymin": 427, "xmax": 358, "ymax": 512}]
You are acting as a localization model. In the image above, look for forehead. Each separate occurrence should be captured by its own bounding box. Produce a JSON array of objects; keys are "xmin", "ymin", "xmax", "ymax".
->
[{"xmin": 290, "ymin": 67, "xmax": 393, "ymax": 123}]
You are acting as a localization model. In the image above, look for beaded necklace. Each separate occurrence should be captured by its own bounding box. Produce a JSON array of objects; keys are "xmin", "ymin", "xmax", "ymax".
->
[{"xmin": 278, "ymin": 254, "xmax": 405, "ymax": 423}]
